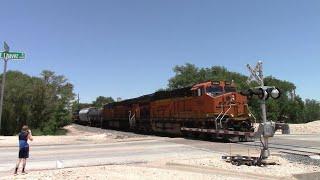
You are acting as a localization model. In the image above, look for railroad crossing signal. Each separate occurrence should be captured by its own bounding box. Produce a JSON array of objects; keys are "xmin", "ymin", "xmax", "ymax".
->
[
  {"xmin": 0, "ymin": 42, "xmax": 25, "ymax": 134},
  {"xmin": 246, "ymin": 61, "xmax": 275, "ymax": 159},
  {"xmin": 246, "ymin": 61, "xmax": 281, "ymax": 100}
]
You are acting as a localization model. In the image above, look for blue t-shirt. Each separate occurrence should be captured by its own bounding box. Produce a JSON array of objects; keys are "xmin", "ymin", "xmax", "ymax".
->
[{"xmin": 18, "ymin": 131, "xmax": 29, "ymax": 148}]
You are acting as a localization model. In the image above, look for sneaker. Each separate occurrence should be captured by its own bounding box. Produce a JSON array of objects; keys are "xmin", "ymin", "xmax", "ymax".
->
[{"xmin": 21, "ymin": 171, "xmax": 27, "ymax": 175}]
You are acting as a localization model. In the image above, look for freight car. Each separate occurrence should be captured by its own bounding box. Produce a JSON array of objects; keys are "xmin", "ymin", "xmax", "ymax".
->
[
  {"xmin": 78, "ymin": 107, "xmax": 102, "ymax": 126},
  {"xmin": 100, "ymin": 81, "xmax": 254, "ymax": 141}
]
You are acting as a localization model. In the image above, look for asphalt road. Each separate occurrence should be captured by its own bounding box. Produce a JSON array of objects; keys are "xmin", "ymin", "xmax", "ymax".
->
[
  {"xmin": 0, "ymin": 138, "xmax": 214, "ymax": 175},
  {"xmin": 0, "ymin": 133, "xmax": 319, "ymax": 176}
]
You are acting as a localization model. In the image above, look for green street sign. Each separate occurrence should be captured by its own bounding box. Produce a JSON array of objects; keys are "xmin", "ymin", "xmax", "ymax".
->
[{"xmin": 0, "ymin": 52, "xmax": 25, "ymax": 59}]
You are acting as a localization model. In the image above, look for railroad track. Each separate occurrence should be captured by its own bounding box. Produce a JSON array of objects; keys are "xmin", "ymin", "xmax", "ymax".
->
[{"xmin": 238, "ymin": 141, "xmax": 320, "ymax": 156}]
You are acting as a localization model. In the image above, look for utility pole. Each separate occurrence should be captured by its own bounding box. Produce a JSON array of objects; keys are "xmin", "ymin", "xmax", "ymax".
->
[
  {"xmin": 77, "ymin": 93, "xmax": 80, "ymax": 110},
  {"xmin": 0, "ymin": 42, "xmax": 25, "ymax": 134},
  {"xmin": 0, "ymin": 42, "xmax": 9, "ymax": 134},
  {"xmin": 0, "ymin": 57, "xmax": 8, "ymax": 134}
]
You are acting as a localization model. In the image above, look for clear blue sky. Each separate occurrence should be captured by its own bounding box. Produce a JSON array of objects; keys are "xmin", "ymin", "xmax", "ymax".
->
[{"xmin": 0, "ymin": 0, "xmax": 319, "ymax": 102}]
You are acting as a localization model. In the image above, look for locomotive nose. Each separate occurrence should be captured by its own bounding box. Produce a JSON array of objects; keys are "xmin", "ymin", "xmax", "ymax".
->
[{"xmin": 222, "ymin": 93, "xmax": 240, "ymax": 117}]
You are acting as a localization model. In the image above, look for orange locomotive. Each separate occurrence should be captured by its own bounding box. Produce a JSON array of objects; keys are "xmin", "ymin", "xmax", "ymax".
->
[{"xmin": 102, "ymin": 81, "xmax": 254, "ymax": 141}]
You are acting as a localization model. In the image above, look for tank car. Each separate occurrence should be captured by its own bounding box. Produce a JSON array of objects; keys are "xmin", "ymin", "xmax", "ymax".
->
[
  {"xmin": 78, "ymin": 107, "xmax": 102, "ymax": 126},
  {"xmin": 72, "ymin": 110, "xmax": 80, "ymax": 123}
]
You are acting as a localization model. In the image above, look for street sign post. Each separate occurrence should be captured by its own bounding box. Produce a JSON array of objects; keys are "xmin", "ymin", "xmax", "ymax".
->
[{"xmin": 0, "ymin": 42, "xmax": 25, "ymax": 134}]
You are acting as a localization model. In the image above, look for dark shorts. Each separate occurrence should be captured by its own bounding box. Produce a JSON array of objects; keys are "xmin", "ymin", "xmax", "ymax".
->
[{"xmin": 19, "ymin": 147, "xmax": 29, "ymax": 158}]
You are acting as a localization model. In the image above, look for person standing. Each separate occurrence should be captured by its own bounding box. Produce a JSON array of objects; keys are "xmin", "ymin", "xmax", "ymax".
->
[{"xmin": 14, "ymin": 125, "xmax": 33, "ymax": 175}]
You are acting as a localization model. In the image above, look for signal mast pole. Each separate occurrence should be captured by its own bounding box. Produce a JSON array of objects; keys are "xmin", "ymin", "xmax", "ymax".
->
[
  {"xmin": 247, "ymin": 61, "xmax": 270, "ymax": 159},
  {"xmin": 258, "ymin": 63, "xmax": 269, "ymax": 158}
]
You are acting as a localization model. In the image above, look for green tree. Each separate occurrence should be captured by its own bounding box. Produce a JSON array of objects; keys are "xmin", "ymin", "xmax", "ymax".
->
[
  {"xmin": 168, "ymin": 63, "xmax": 201, "ymax": 89},
  {"xmin": 303, "ymin": 99, "xmax": 320, "ymax": 122},
  {"xmin": 0, "ymin": 70, "xmax": 75, "ymax": 135},
  {"xmin": 37, "ymin": 70, "xmax": 75, "ymax": 134},
  {"xmin": 2, "ymin": 71, "xmax": 34, "ymax": 135},
  {"xmin": 168, "ymin": 64, "xmax": 250, "ymax": 90},
  {"xmin": 263, "ymin": 76, "xmax": 302, "ymax": 123},
  {"xmin": 92, "ymin": 96, "xmax": 114, "ymax": 108}
]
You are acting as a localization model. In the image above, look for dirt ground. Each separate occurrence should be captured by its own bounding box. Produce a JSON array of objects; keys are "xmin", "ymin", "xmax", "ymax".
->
[
  {"xmin": 1, "ymin": 123, "xmax": 320, "ymax": 179},
  {"xmin": 0, "ymin": 124, "xmax": 153, "ymax": 147},
  {"xmin": 4, "ymin": 154, "xmax": 320, "ymax": 180},
  {"xmin": 3, "ymin": 164, "xmax": 244, "ymax": 180}
]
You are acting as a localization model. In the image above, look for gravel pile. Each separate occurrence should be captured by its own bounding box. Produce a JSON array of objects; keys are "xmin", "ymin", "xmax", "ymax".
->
[
  {"xmin": 289, "ymin": 120, "xmax": 320, "ymax": 134},
  {"xmin": 254, "ymin": 120, "xmax": 320, "ymax": 134}
]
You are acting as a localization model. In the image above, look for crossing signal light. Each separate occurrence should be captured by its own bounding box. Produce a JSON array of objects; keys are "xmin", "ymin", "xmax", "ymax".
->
[
  {"xmin": 252, "ymin": 88, "xmax": 269, "ymax": 100},
  {"xmin": 241, "ymin": 87, "xmax": 281, "ymax": 100},
  {"xmin": 267, "ymin": 87, "xmax": 281, "ymax": 99}
]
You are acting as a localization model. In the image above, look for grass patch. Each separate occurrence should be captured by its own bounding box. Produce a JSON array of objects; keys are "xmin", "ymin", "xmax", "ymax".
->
[
  {"xmin": 31, "ymin": 128, "xmax": 67, "ymax": 136},
  {"xmin": 54, "ymin": 128, "xmax": 68, "ymax": 135}
]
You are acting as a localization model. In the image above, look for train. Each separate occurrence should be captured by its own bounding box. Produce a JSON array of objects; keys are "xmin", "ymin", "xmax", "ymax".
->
[
  {"xmin": 78, "ymin": 107, "xmax": 102, "ymax": 126},
  {"xmin": 74, "ymin": 81, "xmax": 255, "ymax": 141}
]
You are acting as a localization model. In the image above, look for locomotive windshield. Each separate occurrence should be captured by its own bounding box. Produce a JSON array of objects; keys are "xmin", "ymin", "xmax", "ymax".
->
[
  {"xmin": 206, "ymin": 86, "xmax": 223, "ymax": 95},
  {"xmin": 224, "ymin": 86, "xmax": 236, "ymax": 92}
]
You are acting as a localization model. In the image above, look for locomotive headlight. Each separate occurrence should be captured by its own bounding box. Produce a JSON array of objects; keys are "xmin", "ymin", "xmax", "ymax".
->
[
  {"xmin": 230, "ymin": 114, "xmax": 234, "ymax": 117},
  {"xmin": 231, "ymin": 95, "xmax": 235, "ymax": 101},
  {"xmin": 248, "ymin": 113, "xmax": 252, "ymax": 117}
]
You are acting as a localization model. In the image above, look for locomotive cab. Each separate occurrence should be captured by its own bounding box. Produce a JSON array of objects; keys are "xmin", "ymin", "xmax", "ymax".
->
[
  {"xmin": 192, "ymin": 81, "xmax": 236, "ymax": 96},
  {"xmin": 191, "ymin": 81, "xmax": 253, "ymax": 132}
]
